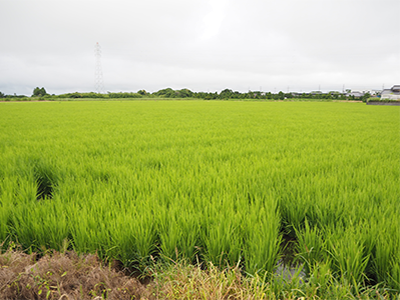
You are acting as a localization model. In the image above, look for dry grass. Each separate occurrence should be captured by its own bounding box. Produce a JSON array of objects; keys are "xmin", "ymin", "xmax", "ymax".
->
[
  {"xmin": 0, "ymin": 248, "xmax": 153, "ymax": 300},
  {"xmin": 152, "ymin": 261, "xmax": 272, "ymax": 300}
]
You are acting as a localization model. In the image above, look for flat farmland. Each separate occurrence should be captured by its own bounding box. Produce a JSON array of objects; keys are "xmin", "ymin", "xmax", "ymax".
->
[{"xmin": 0, "ymin": 100, "xmax": 399, "ymax": 293}]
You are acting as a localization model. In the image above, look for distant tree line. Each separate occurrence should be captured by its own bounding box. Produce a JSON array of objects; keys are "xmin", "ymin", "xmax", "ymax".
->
[
  {"xmin": 0, "ymin": 87, "xmax": 49, "ymax": 100},
  {"xmin": 0, "ymin": 87, "xmax": 370, "ymax": 101},
  {"xmin": 0, "ymin": 91, "xmax": 28, "ymax": 99},
  {"xmin": 149, "ymin": 88, "xmax": 370, "ymax": 101}
]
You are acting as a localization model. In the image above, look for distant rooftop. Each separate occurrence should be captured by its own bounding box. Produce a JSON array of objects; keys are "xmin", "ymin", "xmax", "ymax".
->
[{"xmin": 392, "ymin": 85, "xmax": 400, "ymax": 92}]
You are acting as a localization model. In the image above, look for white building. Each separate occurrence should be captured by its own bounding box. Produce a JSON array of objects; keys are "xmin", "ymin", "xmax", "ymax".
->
[
  {"xmin": 363, "ymin": 89, "xmax": 380, "ymax": 96},
  {"xmin": 381, "ymin": 85, "xmax": 400, "ymax": 100}
]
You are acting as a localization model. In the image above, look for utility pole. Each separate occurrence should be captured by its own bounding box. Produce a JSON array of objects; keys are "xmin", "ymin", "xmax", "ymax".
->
[{"xmin": 94, "ymin": 42, "xmax": 105, "ymax": 94}]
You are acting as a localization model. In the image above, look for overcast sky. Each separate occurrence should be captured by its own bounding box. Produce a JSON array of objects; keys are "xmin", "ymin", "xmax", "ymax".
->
[{"xmin": 0, "ymin": 0, "xmax": 399, "ymax": 95}]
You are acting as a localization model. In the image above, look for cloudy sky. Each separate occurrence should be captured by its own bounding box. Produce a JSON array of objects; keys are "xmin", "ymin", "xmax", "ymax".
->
[{"xmin": 0, "ymin": 0, "xmax": 399, "ymax": 95}]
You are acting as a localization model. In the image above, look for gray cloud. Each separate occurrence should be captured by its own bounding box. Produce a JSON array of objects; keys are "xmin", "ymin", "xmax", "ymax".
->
[{"xmin": 1, "ymin": 0, "xmax": 399, "ymax": 95}]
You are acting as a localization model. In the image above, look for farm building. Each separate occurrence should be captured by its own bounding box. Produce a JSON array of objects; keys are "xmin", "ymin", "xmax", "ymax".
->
[{"xmin": 381, "ymin": 85, "xmax": 400, "ymax": 100}]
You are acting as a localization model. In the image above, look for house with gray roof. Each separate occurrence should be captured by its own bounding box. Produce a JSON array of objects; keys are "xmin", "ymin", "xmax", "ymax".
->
[
  {"xmin": 381, "ymin": 85, "xmax": 400, "ymax": 100},
  {"xmin": 346, "ymin": 91, "xmax": 364, "ymax": 98}
]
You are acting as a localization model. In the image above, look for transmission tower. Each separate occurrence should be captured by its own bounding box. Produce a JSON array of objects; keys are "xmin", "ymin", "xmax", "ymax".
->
[{"xmin": 94, "ymin": 42, "xmax": 105, "ymax": 93}]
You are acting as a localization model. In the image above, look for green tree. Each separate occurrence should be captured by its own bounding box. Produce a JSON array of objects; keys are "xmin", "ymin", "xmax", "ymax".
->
[
  {"xmin": 219, "ymin": 89, "xmax": 235, "ymax": 99},
  {"xmin": 154, "ymin": 88, "xmax": 175, "ymax": 97},
  {"xmin": 32, "ymin": 87, "xmax": 47, "ymax": 97},
  {"xmin": 362, "ymin": 92, "xmax": 371, "ymax": 102},
  {"xmin": 177, "ymin": 88, "xmax": 193, "ymax": 98}
]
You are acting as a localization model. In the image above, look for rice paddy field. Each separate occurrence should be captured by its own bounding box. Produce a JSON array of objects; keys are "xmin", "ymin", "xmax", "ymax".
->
[{"xmin": 0, "ymin": 100, "xmax": 399, "ymax": 297}]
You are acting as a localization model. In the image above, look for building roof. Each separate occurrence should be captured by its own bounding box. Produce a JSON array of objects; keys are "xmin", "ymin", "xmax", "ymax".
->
[
  {"xmin": 347, "ymin": 91, "xmax": 364, "ymax": 97},
  {"xmin": 382, "ymin": 88, "xmax": 400, "ymax": 95},
  {"xmin": 391, "ymin": 85, "xmax": 400, "ymax": 92},
  {"xmin": 381, "ymin": 87, "xmax": 400, "ymax": 99}
]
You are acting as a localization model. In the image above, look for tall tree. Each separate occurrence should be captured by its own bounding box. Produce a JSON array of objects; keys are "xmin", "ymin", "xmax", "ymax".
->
[{"xmin": 32, "ymin": 87, "xmax": 47, "ymax": 97}]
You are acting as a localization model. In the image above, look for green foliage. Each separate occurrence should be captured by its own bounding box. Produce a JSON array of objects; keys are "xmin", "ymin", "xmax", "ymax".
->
[
  {"xmin": 137, "ymin": 89, "xmax": 148, "ymax": 96},
  {"xmin": 57, "ymin": 92, "xmax": 107, "ymax": 99},
  {"xmin": 107, "ymin": 92, "xmax": 142, "ymax": 98},
  {"xmin": 153, "ymin": 88, "xmax": 193, "ymax": 98},
  {"xmin": 362, "ymin": 92, "xmax": 371, "ymax": 102},
  {"xmin": 32, "ymin": 87, "xmax": 47, "ymax": 97},
  {"xmin": 54, "ymin": 92, "xmax": 143, "ymax": 99}
]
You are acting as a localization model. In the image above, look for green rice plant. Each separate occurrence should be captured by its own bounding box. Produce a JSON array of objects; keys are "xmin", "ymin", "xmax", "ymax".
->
[
  {"xmin": 327, "ymin": 226, "xmax": 371, "ymax": 292},
  {"xmin": 372, "ymin": 213, "xmax": 400, "ymax": 287},
  {"xmin": 279, "ymin": 190, "xmax": 310, "ymax": 237},
  {"xmin": 388, "ymin": 256, "xmax": 400, "ymax": 291},
  {"xmin": 33, "ymin": 162, "xmax": 58, "ymax": 201},
  {"xmin": 130, "ymin": 211, "xmax": 157, "ymax": 264},
  {"xmin": 158, "ymin": 208, "xmax": 181, "ymax": 262},
  {"xmin": 373, "ymin": 234, "xmax": 393, "ymax": 284},
  {"xmin": 3, "ymin": 158, "xmax": 69, "ymax": 252},
  {"xmin": 295, "ymin": 219, "xmax": 328, "ymax": 276},
  {"xmin": 175, "ymin": 211, "xmax": 200, "ymax": 263},
  {"xmin": 202, "ymin": 203, "xmax": 243, "ymax": 268},
  {"xmin": 0, "ymin": 177, "xmax": 16, "ymax": 247},
  {"xmin": 8, "ymin": 168, "xmax": 51, "ymax": 251},
  {"xmin": 0, "ymin": 198, "xmax": 11, "ymax": 245},
  {"xmin": 112, "ymin": 204, "xmax": 157, "ymax": 268},
  {"xmin": 157, "ymin": 204, "xmax": 200, "ymax": 263},
  {"xmin": 244, "ymin": 198, "xmax": 281, "ymax": 277},
  {"xmin": 270, "ymin": 266, "xmax": 306, "ymax": 299},
  {"xmin": 309, "ymin": 194, "xmax": 346, "ymax": 229},
  {"xmin": 10, "ymin": 203, "xmax": 44, "ymax": 252},
  {"xmin": 375, "ymin": 215, "xmax": 400, "ymax": 291},
  {"xmin": 306, "ymin": 260, "xmax": 333, "ymax": 295},
  {"xmin": 65, "ymin": 207, "xmax": 94, "ymax": 254},
  {"xmin": 15, "ymin": 174, "xmax": 37, "ymax": 205}
]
